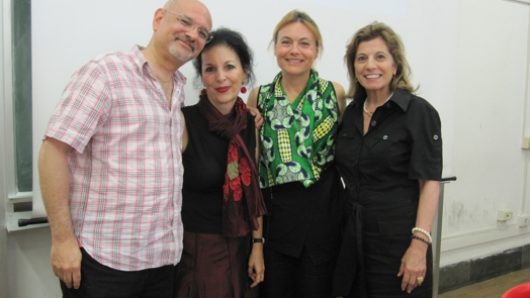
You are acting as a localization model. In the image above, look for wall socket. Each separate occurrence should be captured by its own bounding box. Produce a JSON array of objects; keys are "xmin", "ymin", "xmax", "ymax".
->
[
  {"xmin": 518, "ymin": 214, "xmax": 530, "ymax": 228},
  {"xmin": 497, "ymin": 209, "xmax": 513, "ymax": 222},
  {"xmin": 523, "ymin": 137, "xmax": 530, "ymax": 150}
]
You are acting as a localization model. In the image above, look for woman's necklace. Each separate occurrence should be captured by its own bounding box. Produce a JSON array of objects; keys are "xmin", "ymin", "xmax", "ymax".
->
[
  {"xmin": 363, "ymin": 100, "xmax": 373, "ymax": 116},
  {"xmin": 363, "ymin": 92, "xmax": 394, "ymax": 116}
]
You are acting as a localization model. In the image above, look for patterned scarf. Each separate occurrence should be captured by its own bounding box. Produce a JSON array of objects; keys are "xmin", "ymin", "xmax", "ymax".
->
[
  {"xmin": 198, "ymin": 91, "xmax": 266, "ymax": 237},
  {"xmin": 258, "ymin": 70, "xmax": 339, "ymax": 188}
]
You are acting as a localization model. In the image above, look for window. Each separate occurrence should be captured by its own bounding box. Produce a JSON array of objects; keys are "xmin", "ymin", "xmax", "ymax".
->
[
  {"xmin": 4, "ymin": 0, "xmax": 32, "ymax": 194},
  {"xmin": 4, "ymin": 0, "xmax": 34, "ymax": 231},
  {"xmin": 12, "ymin": 0, "xmax": 32, "ymax": 192}
]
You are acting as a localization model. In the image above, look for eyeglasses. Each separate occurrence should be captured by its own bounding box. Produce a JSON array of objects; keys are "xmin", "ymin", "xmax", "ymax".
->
[{"xmin": 164, "ymin": 10, "xmax": 212, "ymax": 43}]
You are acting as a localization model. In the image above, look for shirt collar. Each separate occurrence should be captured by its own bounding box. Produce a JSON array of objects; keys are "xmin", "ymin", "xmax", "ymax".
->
[
  {"xmin": 351, "ymin": 88, "xmax": 412, "ymax": 112},
  {"xmin": 132, "ymin": 45, "xmax": 187, "ymax": 85},
  {"xmin": 388, "ymin": 89, "xmax": 411, "ymax": 112}
]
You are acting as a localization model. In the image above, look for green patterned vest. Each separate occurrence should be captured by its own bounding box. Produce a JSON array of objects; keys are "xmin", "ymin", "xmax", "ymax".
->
[{"xmin": 258, "ymin": 70, "xmax": 339, "ymax": 188}]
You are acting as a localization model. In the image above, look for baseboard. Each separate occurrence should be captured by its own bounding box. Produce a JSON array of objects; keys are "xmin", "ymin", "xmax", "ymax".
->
[{"xmin": 439, "ymin": 243, "xmax": 530, "ymax": 293}]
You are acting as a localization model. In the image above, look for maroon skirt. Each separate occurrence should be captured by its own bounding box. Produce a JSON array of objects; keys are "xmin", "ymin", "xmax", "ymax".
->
[{"xmin": 175, "ymin": 231, "xmax": 258, "ymax": 298}]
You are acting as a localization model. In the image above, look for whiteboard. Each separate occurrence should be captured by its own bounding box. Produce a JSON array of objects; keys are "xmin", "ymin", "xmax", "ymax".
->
[{"xmin": 32, "ymin": 0, "xmax": 460, "ymax": 216}]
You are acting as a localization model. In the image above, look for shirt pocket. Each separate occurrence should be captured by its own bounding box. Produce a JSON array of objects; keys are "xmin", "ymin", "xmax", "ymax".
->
[
  {"xmin": 336, "ymin": 130, "xmax": 362, "ymax": 167},
  {"xmin": 367, "ymin": 131, "xmax": 411, "ymax": 171}
]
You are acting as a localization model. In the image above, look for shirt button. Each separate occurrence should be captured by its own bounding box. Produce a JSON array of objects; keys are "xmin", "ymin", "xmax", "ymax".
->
[
  {"xmin": 371, "ymin": 120, "xmax": 377, "ymax": 127},
  {"xmin": 433, "ymin": 134, "xmax": 439, "ymax": 140},
  {"xmin": 382, "ymin": 135, "xmax": 388, "ymax": 140}
]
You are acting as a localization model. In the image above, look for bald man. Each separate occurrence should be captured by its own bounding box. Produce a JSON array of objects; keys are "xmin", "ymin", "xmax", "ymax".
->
[{"xmin": 38, "ymin": 1, "xmax": 212, "ymax": 297}]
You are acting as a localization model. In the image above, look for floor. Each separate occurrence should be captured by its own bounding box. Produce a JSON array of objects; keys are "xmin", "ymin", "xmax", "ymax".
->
[{"xmin": 439, "ymin": 267, "xmax": 530, "ymax": 298}]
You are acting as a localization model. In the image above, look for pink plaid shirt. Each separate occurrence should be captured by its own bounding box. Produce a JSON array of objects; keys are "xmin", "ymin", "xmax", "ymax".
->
[{"xmin": 45, "ymin": 46, "xmax": 185, "ymax": 271}]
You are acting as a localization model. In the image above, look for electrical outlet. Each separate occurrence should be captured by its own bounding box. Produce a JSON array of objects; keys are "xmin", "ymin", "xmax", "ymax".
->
[
  {"xmin": 523, "ymin": 137, "xmax": 530, "ymax": 150},
  {"xmin": 497, "ymin": 209, "xmax": 513, "ymax": 222},
  {"xmin": 518, "ymin": 214, "xmax": 530, "ymax": 228}
]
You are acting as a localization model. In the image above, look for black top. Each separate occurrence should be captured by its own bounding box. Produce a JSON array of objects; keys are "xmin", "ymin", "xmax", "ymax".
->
[
  {"xmin": 181, "ymin": 104, "xmax": 256, "ymax": 234},
  {"xmin": 336, "ymin": 89, "xmax": 442, "ymax": 203}
]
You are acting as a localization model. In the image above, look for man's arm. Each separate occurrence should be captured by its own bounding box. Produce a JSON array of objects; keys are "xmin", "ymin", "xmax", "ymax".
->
[{"xmin": 39, "ymin": 138, "xmax": 82, "ymax": 289}]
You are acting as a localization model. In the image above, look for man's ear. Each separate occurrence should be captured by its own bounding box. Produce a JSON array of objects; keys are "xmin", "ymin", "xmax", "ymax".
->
[{"xmin": 152, "ymin": 8, "xmax": 165, "ymax": 32}]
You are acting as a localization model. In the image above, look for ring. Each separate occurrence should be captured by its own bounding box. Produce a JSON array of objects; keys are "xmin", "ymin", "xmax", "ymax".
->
[{"xmin": 416, "ymin": 276, "xmax": 424, "ymax": 286}]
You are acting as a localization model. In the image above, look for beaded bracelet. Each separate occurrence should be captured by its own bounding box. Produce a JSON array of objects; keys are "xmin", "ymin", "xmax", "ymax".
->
[
  {"xmin": 411, "ymin": 227, "xmax": 433, "ymax": 243},
  {"xmin": 411, "ymin": 234, "xmax": 431, "ymax": 245}
]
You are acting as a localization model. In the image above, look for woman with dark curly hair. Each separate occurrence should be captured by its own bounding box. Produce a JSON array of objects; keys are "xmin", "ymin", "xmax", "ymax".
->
[{"xmin": 175, "ymin": 28, "xmax": 266, "ymax": 298}]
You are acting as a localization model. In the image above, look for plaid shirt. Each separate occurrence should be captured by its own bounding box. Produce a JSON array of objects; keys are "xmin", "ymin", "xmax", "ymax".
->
[{"xmin": 45, "ymin": 46, "xmax": 185, "ymax": 271}]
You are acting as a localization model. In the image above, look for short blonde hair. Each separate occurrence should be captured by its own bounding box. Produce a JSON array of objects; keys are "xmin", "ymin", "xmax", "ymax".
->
[
  {"xmin": 272, "ymin": 10, "xmax": 323, "ymax": 55},
  {"xmin": 345, "ymin": 21, "xmax": 416, "ymax": 98}
]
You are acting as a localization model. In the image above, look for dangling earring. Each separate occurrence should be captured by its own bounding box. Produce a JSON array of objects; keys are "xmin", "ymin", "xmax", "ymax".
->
[{"xmin": 240, "ymin": 86, "xmax": 247, "ymax": 94}]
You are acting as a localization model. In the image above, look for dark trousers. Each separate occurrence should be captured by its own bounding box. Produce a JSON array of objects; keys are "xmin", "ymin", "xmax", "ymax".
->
[
  {"xmin": 61, "ymin": 248, "xmax": 175, "ymax": 298},
  {"xmin": 261, "ymin": 247, "xmax": 335, "ymax": 298}
]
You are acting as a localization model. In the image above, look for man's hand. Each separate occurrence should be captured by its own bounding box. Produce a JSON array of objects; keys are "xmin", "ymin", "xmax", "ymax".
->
[{"xmin": 51, "ymin": 237, "xmax": 82, "ymax": 289}]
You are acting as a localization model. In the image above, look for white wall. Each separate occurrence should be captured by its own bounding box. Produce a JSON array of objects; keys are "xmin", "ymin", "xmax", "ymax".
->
[
  {"xmin": 440, "ymin": 0, "xmax": 530, "ymax": 266},
  {"xmin": 2, "ymin": 0, "xmax": 530, "ymax": 297},
  {"xmin": 6, "ymin": 229, "xmax": 59, "ymax": 298}
]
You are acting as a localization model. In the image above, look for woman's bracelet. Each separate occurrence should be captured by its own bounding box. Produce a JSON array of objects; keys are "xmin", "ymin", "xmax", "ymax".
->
[
  {"xmin": 411, "ymin": 234, "xmax": 431, "ymax": 245},
  {"xmin": 411, "ymin": 227, "xmax": 433, "ymax": 243}
]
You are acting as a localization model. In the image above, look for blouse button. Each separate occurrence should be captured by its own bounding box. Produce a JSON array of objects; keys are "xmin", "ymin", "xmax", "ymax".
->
[
  {"xmin": 433, "ymin": 134, "xmax": 439, "ymax": 140},
  {"xmin": 371, "ymin": 120, "xmax": 377, "ymax": 127},
  {"xmin": 382, "ymin": 135, "xmax": 388, "ymax": 140}
]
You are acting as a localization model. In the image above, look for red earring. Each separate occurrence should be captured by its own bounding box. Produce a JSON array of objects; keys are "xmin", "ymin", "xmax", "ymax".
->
[{"xmin": 240, "ymin": 86, "xmax": 247, "ymax": 94}]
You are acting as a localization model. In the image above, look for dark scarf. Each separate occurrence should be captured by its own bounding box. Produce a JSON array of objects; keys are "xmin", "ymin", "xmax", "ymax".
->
[{"xmin": 198, "ymin": 91, "xmax": 266, "ymax": 238}]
